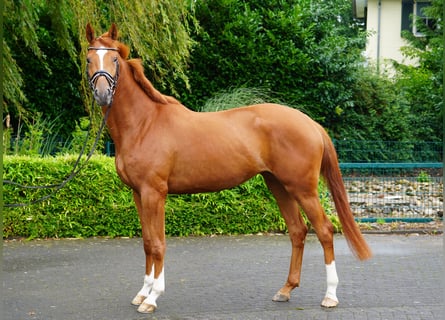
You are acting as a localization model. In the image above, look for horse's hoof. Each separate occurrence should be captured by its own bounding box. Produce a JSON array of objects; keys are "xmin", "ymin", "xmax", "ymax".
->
[
  {"xmin": 272, "ymin": 291, "xmax": 290, "ymax": 302},
  {"xmin": 131, "ymin": 295, "xmax": 146, "ymax": 306},
  {"xmin": 137, "ymin": 302, "xmax": 156, "ymax": 314},
  {"xmin": 321, "ymin": 296, "xmax": 339, "ymax": 308}
]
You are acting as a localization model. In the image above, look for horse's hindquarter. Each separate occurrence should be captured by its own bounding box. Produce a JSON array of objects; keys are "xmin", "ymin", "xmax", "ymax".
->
[{"xmin": 167, "ymin": 104, "xmax": 323, "ymax": 194}]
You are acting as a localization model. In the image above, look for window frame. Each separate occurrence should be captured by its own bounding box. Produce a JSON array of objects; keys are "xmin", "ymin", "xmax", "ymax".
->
[
  {"xmin": 401, "ymin": 0, "xmax": 433, "ymax": 37},
  {"xmin": 413, "ymin": 1, "xmax": 433, "ymax": 37}
]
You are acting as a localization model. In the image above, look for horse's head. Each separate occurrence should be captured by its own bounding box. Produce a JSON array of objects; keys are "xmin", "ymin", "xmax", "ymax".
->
[{"xmin": 86, "ymin": 23, "xmax": 124, "ymax": 107}]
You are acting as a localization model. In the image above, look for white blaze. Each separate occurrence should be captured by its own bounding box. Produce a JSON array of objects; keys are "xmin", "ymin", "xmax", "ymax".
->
[{"xmin": 95, "ymin": 48, "xmax": 107, "ymax": 70}]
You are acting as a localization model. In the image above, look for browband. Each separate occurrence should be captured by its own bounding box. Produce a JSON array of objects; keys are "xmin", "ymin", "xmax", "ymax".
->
[{"xmin": 88, "ymin": 47, "xmax": 119, "ymax": 51}]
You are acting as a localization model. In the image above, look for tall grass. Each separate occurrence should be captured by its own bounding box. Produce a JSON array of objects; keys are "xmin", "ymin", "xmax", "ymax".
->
[
  {"xmin": 200, "ymin": 87, "xmax": 285, "ymax": 112},
  {"xmin": 4, "ymin": 113, "xmax": 64, "ymax": 156},
  {"xmin": 4, "ymin": 114, "xmax": 93, "ymax": 157}
]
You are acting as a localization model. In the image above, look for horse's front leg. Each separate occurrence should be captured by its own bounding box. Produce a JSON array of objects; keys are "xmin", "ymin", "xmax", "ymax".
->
[{"xmin": 130, "ymin": 188, "xmax": 167, "ymax": 314}]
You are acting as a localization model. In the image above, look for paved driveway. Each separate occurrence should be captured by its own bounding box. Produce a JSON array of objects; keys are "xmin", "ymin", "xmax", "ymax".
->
[{"xmin": 3, "ymin": 234, "xmax": 443, "ymax": 319}]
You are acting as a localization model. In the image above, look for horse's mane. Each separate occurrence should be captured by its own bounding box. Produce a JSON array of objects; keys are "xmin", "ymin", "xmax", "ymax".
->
[
  {"xmin": 97, "ymin": 32, "xmax": 179, "ymax": 105},
  {"xmin": 127, "ymin": 59, "xmax": 180, "ymax": 105}
]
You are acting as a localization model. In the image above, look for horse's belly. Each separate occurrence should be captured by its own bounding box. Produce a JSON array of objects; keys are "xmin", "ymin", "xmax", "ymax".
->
[{"xmin": 167, "ymin": 161, "xmax": 259, "ymax": 194}]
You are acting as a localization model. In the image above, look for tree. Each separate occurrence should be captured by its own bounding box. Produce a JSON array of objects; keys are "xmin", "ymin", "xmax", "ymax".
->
[
  {"xmin": 338, "ymin": 68, "xmax": 412, "ymax": 141},
  {"xmin": 174, "ymin": 0, "xmax": 438, "ymax": 142},
  {"xmin": 3, "ymin": 0, "xmax": 44, "ymax": 117},
  {"xmin": 176, "ymin": 0, "xmax": 367, "ymax": 131},
  {"xmin": 3, "ymin": 0, "xmax": 197, "ymax": 143},
  {"xmin": 394, "ymin": 0, "xmax": 443, "ymax": 141}
]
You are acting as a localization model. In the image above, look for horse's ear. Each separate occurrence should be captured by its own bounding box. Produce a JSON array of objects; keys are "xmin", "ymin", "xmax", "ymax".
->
[
  {"xmin": 109, "ymin": 23, "xmax": 118, "ymax": 40},
  {"xmin": 86, "ymin": 23, "xmax": 95, "ymax": 43}
]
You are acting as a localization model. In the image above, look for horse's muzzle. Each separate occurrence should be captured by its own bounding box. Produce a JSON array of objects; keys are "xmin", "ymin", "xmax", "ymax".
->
[
  {"xmin": 88, "ymin": 68, "xmax": 119, "ymax": 107},
  {"xmin": 93, "ymin": 86, "xmax": 114, "ymax": 107}
]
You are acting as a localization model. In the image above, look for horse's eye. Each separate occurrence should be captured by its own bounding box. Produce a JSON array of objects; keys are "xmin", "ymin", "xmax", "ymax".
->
[
  {"xmin": 113, "ymin": 57, "xmax": 118, "ymax": 63},
  {"xmin": 86, "ymin": 58, "xmax": 91, "ymax": 64}
]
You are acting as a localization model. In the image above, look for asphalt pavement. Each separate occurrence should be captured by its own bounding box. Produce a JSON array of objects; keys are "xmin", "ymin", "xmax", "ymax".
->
[{"xmin": 3, "ymin": 234, "xmax": 444, "ymax": 320}]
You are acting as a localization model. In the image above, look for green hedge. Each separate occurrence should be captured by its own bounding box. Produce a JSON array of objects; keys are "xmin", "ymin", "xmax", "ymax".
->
[{"xmin": 3, "ymin": 155, "xmax": 336, "ymax": 239}]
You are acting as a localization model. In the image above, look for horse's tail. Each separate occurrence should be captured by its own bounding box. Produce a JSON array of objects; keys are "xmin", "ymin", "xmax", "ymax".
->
[{"xmin": 319, "ymin": 128, "xmax": 372, "ymax": 260}]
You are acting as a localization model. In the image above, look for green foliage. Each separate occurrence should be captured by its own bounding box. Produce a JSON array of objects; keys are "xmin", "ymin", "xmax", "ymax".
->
[
  {"xmin": 175, "ymin": 0, "xmax": 440, "ymax": 142},
  {"xmin": 3, "ymin": 0, "xmax": 198, "ymax": 144},
  {"xmin": 178, "ymin": 0, "xmax": 366, "ymax": 125},
  {"xmin": 13, "ymin": 20, "xmax": 85, "ymax": 137},
  {"xmin": 67, "ymin": 117, "xmax": 92, "ymax": 154},
  {"xmin": 336, "ymin": 68, "xmax": 412, "ymax": 141},
  {"xmin": 4, "ymin": 156, "xmax": 139, "ymax": 239},
  {"xmin": 165, "ymin": 176, "xmax": 286, "ymax": 236},
  {"xmin": 333, "ymin": 140, "xmax": 442, "ymax": 163},
  {"xmin": 3, "ymin": 156, "xmax": 337, "ymax": 239},
  {"xmin": 393, "ymin": 65, "xmax": 442, "ymax": 142},
  {"xmin": 3, "ymin": 0, "xmax": 44, "ymax": 114},
  {"xmin": 3, "ymin": 0, "xmax": 86, "ymax": 139},
  {"xmin": 416, "ymin": 171, "xmax": 432, "ymax": 183},
  {"xmin": 3, "ymin": 114, "xmax": 89, "ymax": 156},
  {"xmin": 376, "ymin": 218, "xmax": 386, "ymax": 225},
  {"xmin": 4, "ymin": 0, "xmax": 441, "ymax": 149},
  {"xmin": 110, "ymin": 0, "xmax": 198, "ymax": 93},
  {"xmin": 394, "ymin": 0, "xmax": 443, "ymax": 142}
]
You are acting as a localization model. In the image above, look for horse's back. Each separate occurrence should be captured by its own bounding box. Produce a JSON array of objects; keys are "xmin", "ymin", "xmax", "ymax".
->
[{"xmin": 224, "ymin": 103, "xmax": 325, "ymax": 152}]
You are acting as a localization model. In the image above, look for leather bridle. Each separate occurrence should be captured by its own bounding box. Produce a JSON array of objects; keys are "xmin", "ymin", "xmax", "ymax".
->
[{"xmin": 87, "ymin": 47, "xmax": 120, "ymax": 99}]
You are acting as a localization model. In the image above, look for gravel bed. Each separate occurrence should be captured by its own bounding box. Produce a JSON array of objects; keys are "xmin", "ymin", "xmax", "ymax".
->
[{"xmin": 358, "ymin": 219, "xmax": 443, "ymax": 234}]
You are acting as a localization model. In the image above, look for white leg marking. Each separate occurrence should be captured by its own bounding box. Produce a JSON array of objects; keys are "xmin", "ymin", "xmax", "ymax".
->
[
  {"xmin": 137, "ymin": 266, "xmax": 155, "ymax": 298},
  {"xmin": 324, "ymin": 261, "xmax": 339, "ymax": 304},
  {"xmin": 143, "ymin": 267, "xmax": 165, "ymax": 307},
  {"xmin": 131, "ymin": 265, "xmax": 154, "ymax": 306}
]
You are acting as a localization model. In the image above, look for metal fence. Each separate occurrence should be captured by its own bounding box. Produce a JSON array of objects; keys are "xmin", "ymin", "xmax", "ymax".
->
[
  {"xmin": 340, "ymin": 165, "xmax": 443, "ymax": 221},
  {"xmin": 333, "ymin": 140, "xmax": 442, "ymax": 163},
  {"xmin": 333, "ymin": 141, "xmax": 443, "ymax": 221}
]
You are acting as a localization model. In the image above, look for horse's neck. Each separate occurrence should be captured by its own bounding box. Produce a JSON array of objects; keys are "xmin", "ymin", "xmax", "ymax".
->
[{"xmin": 105, "ymin": 75, "xmax": 159, "ymax": 148}]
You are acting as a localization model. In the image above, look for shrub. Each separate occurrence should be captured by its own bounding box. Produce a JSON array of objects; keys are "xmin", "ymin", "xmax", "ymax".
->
[
  {"xmin": 3, "ymin": 155, "xmax": 336, "ymax": 239},
  {"xmin": 4, "ymin": 155, "xmax": 139, "ymax": 239}
]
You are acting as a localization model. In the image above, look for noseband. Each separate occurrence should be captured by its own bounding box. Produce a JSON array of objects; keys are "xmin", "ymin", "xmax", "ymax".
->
[{"xmin": 87, "ymin": 47, "xmax": 120, "ymax": 102}]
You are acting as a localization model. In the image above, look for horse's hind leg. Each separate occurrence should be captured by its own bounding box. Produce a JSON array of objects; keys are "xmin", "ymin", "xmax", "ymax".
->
[
  {"xmin": 263, "ymin": 174, "xmax": 308, "ymax": 303},
  {"xmin": 296, "ymin": 192, "xmax": 339, "ymax": 308}
]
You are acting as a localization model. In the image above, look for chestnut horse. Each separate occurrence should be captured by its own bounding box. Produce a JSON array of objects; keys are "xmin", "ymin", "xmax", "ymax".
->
[{"xmin": 85, "ymin": 23, "xmax": 372, "ymax": 314}]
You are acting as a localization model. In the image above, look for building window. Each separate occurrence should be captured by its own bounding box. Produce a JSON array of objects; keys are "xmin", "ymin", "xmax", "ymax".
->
[
  {"xmin": 413, "ymin": 1, "xmax": 434, "ymax": 36},
  {"xmin": 401, "ymin": 0, "xmax": 433, "ymax": 37}
]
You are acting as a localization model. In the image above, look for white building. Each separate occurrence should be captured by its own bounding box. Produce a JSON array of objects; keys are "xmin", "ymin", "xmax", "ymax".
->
[{"xmin": 352, "ymin": 0, "xmax": 432, "ymax": 71}]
